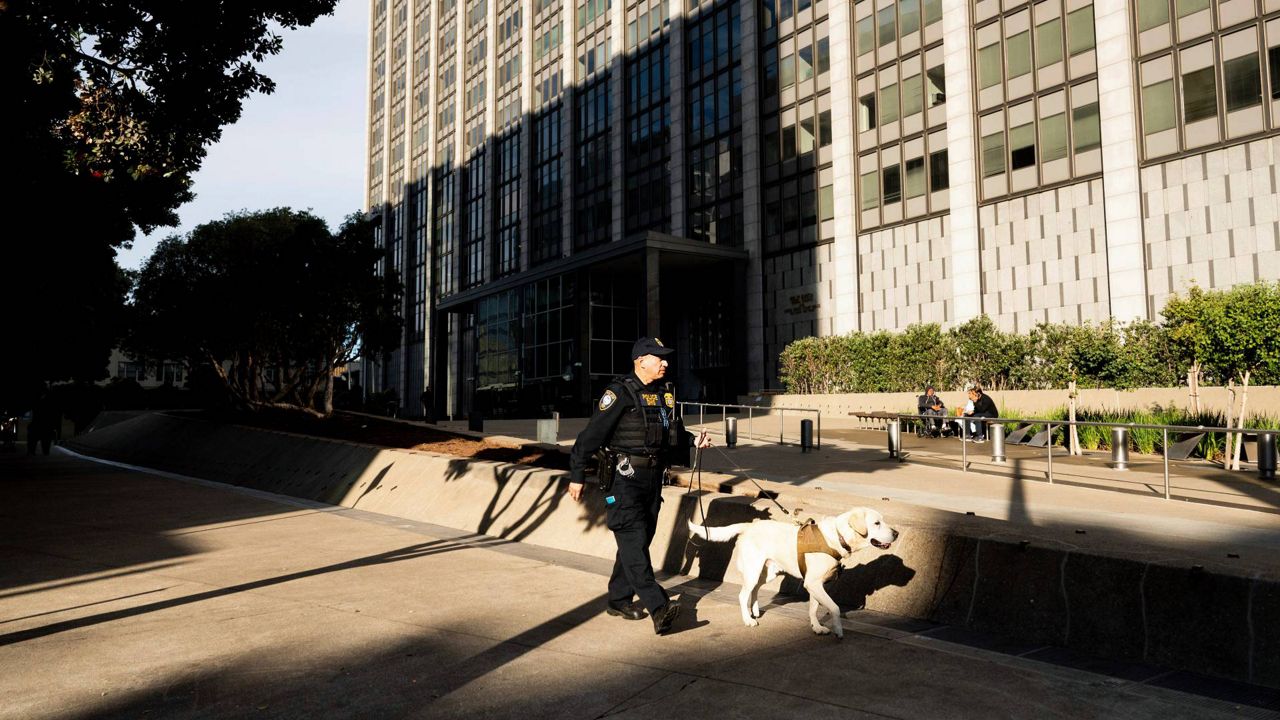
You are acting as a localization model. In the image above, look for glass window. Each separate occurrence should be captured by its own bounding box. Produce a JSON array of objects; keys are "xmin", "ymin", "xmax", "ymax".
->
[
  {"xmin": 1041, "ymin": 113, "xmax": 1068, "ymax": 161},
  {"xmin": 1143, "ymin": 80, "xmax": 1176, "ymax": 134},
  {"xmin": 902, "ymin": 73, "xmax": 923, "ymax": 115},
  {"xmin": 797, "ymin": 45, "xmax": 814, "ymax": 81},
  {"xmin": 1224, "ymin": 54, "xmax": 1262, "ymax": 112},
  {"xmin": 929, "ymin": 149, "xmax": 949, "ymax": 190},
  {"xmin": 982, "ymin": 130, "xmax": 1005, "ymax": 177},
  {"xmin": 1008, "ymin": 31, "xmax": 1031, "ymax": 78},
  {"xmin": 979, "ymin": 42, "xmax": 1002, "ymax": 89},
  {"xmin": 818, "ymin": 110, "xmax": 832, "ymax": 146},
  {"xmin": 878, "ymin": 6, "xmax": 895, "ymax": 47},
  {"xmin": 1272, "ymin": 47, "xmax": 1280, "ymax": 100},
  {"xmin": 1010, "ymin": 122, "xmax": 1036, "ymax": 169},
  {"xmin": 883, "ymin": 164, "xmax": 902, "ymax": 203},
  {"xmin": 900, "ymin": 0, "xmax": 920, "ymax": 36},
  {"xmin": 1036, "ymin": 18, "xmax": 1062, "ymax": 69},
  {"xmin": 859, "ymin": 93, "xmax": 878, "ymax": 131},
  {"xmin": 782, "ymin": 124, "xmax": 797, "ymax": 159},
  {"xmin": 780, "ymin": 53, "xmax": 795, "ymax": 88},
  {"xmin": 1067, "ymin": 6, "xmax": 1095, "ymax": 56},
  {"xmin": 819, "ymin": 185, "xmax": 834, "ymax": 221},
  {"xmin": 857, "ymin": 17, "xmax": 875, "ymax": 56},
  {"xmin": 1138, "ymin": 0, "xmax": 1169, "ymax": 31},
  {"xmin": 763, "ymin": 130, "xmax": 780, "ymax": 164},
  {"xmin": 1176, "ymin": 0, "xmax": 1209, "ymax": 18},
  {"xmin": 1182, "ymin": 66, "xmax": 1217, "ymax": 122},
  {"xmin": 880, "ymin": 82, "xmax": 899, "ymax": 125},
  {"xmin": 860, "ymin": 169, "xmax": 880, "ymax": 210},
  {"xmin": 816, "ymin": 38, "xmax": 830, "ymax": 75},
  {"xmin": 799, "ymin": 116, "xmax": 815, "ymax": 154},
  {"xmin": 1072, "ymin": 101, "xmax": 1101, "ymax": 151},
  {"xmin": 927, "ymin": 65, "xmax": 946, "ymax": 106},
  {"xmin": 924, "ymin": 0, "xmax": 941, "ymax": 25},
  {"xmin": 905, "ymin": 157, "xmax": 926, "ymax": 198}
]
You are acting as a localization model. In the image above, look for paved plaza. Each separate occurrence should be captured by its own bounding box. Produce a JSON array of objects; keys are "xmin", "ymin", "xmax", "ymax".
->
[{"xmin": 3, "ymin": 450, "xmax": 1279, "ymax": 719}]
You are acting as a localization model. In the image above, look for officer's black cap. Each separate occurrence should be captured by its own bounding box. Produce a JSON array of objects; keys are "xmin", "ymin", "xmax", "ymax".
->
[{"xmin": 631, "ymin": 336, "xmax": 674, "ymax": 360}]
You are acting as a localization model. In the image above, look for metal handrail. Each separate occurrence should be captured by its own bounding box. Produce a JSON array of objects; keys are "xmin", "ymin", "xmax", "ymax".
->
[
  {"xmin": 678, "ymin": 401, "xmax": 822, "ymax": 449},
  {"xmin": 889, "ymin": 411, "xmax": 1278, "ymax": 501}
]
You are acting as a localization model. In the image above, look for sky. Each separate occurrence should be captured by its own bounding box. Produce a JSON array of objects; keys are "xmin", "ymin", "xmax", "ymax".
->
[{"xmin": 118, "ymin": 0, "xmax": 369, "ymax": 271}]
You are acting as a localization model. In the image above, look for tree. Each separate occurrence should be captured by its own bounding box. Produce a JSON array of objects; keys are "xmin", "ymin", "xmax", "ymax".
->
[
  {"xmin": 1199, "ymin": 283, "xmax": 1280, "ymax": 469},
  {"xmin": 128, "ymin": 209, "xmax": 402, "ymax": 415},
  {"xmin": 0, "ymin": 0, "xmax": 338, "ymax": 410},
  {"xmin": 1161, "ymin": 286, "xmax": 1218, "ymax": 412}
]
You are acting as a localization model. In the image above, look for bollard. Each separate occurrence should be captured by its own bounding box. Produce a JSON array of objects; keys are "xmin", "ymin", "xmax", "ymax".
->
[
  {"xmin": 887, "ymin": 419, "xmax": 901, "ymax": 459},
  {"xmin": 1259, "ymin": 431, "xmax": 1277, "ymax": 481},
  {"xmin": 1111, "ymin": 427, "xmax": 1129, "ymax": 470},
  {"xmin": 800, "ymin": 418, "xmax": 814, "ymax": 453},
  {"xmin": 725, "ymin": 416, "xmax": 738, "ymax": 448},
  {"xmin": 536, "ymin": 416, "xmax": 558, "ymax": 444},
  {"xmin": 468, "ymin": 413, "xmax": 484, "ymax": 433},
  {"xmin": 989, "ymin": 422, "xmax": 1006, "ymax": 463}
]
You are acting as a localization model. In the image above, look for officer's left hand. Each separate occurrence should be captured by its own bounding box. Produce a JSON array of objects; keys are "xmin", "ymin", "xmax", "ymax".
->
[
  {"xmin": 567, "ymin": 481, "xmax": 585, "ymax": 502},
  {"xmin": 694, "ymin": 429, "xmax": 713, "ymax": 449}
]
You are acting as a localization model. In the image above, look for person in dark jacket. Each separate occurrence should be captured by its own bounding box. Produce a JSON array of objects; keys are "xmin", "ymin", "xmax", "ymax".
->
[
  {"xmin": 964, "ymin": 386, "xmax": 999, "ymax": 442},
  {"xmin": 567, "ymin": 336, "xmax": 712, "ymax": 635},
  {"xmin": 917, "ymin": 385, "xmax": 946, "ymax": 437}
]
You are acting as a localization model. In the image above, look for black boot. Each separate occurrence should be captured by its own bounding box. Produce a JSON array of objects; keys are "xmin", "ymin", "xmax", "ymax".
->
[{"xmin": 652, "ymin": 602, "xmax": 681, "ymax": 635}]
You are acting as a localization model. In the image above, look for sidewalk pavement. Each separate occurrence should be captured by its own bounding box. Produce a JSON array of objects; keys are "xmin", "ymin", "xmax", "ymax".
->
[{"xmin": 3, "ymin": 451, "xmax": 1277, "ymax": 719}]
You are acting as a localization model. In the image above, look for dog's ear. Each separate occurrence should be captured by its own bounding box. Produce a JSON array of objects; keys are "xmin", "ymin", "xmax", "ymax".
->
[{"xmin": 849, "ymin": 509, "xmax": 868, "ymax": 537}]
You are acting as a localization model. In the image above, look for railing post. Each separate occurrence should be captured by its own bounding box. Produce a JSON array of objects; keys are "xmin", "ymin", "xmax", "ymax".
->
[
  {"xmin": 1162, "ymin": 428, "xmax": 1170, "ymax": 499},
  {"xmin": 748, "ymin": 406, "xmax": 754, "ymax": 441},
  {"xmin": 700, "ymin": 403, "xmax": 704, "ymax": 427},
  {"xmin": 779, "ymin": 409, "xmax": 785, "ymax": 445},
  {"xmin": 1046, "ymin": 422, "xmax": 1054, "ymax": 484},
  {"xmin": 961, "ymin": 416, "xmax": 968, "ymax": 471},
  {"xmin": 816, "ymin": 412, "xmax": 822, "ymax": 450}
]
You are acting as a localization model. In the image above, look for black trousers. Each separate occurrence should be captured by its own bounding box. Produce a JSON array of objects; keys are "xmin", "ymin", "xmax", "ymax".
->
[{"xmin": 604, "ymin": 465, "xmax": 668, "ymax": 613}]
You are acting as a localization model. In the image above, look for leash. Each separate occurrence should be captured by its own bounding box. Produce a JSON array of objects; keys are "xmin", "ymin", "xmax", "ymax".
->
[{"xmin": 704, "ymin": 442, "xmax": 795, "ymax": 518}]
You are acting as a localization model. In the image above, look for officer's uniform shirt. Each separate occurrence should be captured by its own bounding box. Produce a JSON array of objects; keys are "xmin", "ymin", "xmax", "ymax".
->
[{"xmin": 570, "ymin": 373, "xmax": 680, "ymax": 484}]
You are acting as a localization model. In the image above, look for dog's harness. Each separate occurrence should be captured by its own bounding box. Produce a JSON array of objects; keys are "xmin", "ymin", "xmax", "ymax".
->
[{"xmin": 796, "ymin": 519, "xmax": 853, "ymax": 577}]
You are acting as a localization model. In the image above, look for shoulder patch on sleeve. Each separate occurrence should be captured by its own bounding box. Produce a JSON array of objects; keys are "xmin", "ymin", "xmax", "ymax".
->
[{"xmin": 599, "ymin": 389, "xmax": 618, "ymax": 411}]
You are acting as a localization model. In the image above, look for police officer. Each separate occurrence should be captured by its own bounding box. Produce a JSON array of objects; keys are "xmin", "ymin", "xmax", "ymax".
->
[{"xmin": 567, "ymin": 336, "xmax": 712, "ymax": 635}]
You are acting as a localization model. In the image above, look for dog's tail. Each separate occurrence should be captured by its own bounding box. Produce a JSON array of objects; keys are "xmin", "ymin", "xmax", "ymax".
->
[{"xmin": 687, "ymin": 521, "xmax": 750, "ymax": 543}]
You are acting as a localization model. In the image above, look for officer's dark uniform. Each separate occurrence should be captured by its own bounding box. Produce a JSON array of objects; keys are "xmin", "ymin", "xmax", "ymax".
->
[{"xmin": 570, "ymin": 340, "xmax": 690, "ymax": 628}]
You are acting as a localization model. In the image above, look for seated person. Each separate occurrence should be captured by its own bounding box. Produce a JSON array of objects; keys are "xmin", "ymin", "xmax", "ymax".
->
[
  {"xmin": 963, "ymin": 386, "xmax": 999, "ymax": 442},
  {"xmin": 916, "ymin": 386, "xmax": 947, "ymax": 437}
]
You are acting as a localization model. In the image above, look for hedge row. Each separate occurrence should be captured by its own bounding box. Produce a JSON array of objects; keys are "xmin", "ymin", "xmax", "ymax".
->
[{"xmin": 779, "ymin": 283, "xmax": 1280, "ymax": 394}]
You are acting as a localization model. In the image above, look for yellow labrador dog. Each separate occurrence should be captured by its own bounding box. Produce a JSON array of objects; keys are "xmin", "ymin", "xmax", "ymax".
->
[{"xmin": 688, "ymin": 508, "xmax": 898, "ymax": 638}]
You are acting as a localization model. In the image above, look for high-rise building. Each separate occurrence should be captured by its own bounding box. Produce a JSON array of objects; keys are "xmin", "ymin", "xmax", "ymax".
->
[{"xmin": 365, "ymin": 0, "xmax": 1280, "ymax": 419}]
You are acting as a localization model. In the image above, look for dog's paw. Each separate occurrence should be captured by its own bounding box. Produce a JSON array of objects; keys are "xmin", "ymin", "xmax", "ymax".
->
[
  {"xmin": 751, "ymin": 602, "xmax": 761, "ymax": 618},
  {"xmin": 743, "ymin": 617, "xmax": 760, "ymax": 627},
  {"xmin": 810, "ymin": 624, "xmax": 831, "ymax": 635}
]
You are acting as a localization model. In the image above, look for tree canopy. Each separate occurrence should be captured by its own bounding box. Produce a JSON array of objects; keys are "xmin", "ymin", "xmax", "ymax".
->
[
  {"xmin": 1, "ymin": 0, "xmax": 338, "ymax": 410},
  {"xmin": 128, "ymin": 209, "xmax": 402, "ymax": 415}
]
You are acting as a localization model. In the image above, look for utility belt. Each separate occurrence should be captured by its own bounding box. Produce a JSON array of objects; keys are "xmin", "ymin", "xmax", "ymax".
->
[{"xmin": 594, "ymin": 448, "xmax": 666, "ymax": 492}]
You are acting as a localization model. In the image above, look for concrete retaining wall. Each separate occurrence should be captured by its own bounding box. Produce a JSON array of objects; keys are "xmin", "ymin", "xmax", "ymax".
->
[
  {"xmin": 743, "ymin": 385, "xmax": 1280, "ymax": 418},
  {"xmin": 66, "ymin": 412, "xmax": 1280, "ymax": 689}
]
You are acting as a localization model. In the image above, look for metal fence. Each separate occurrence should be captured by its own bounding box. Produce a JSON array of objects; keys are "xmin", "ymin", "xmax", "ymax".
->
[
  {"xmin": 888, "ymin": 412, "xmax": 1278, "ymax": 500},
  {"xmin": 678, "ymin": 402, "xmax": 822, "ymax": 449}
]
